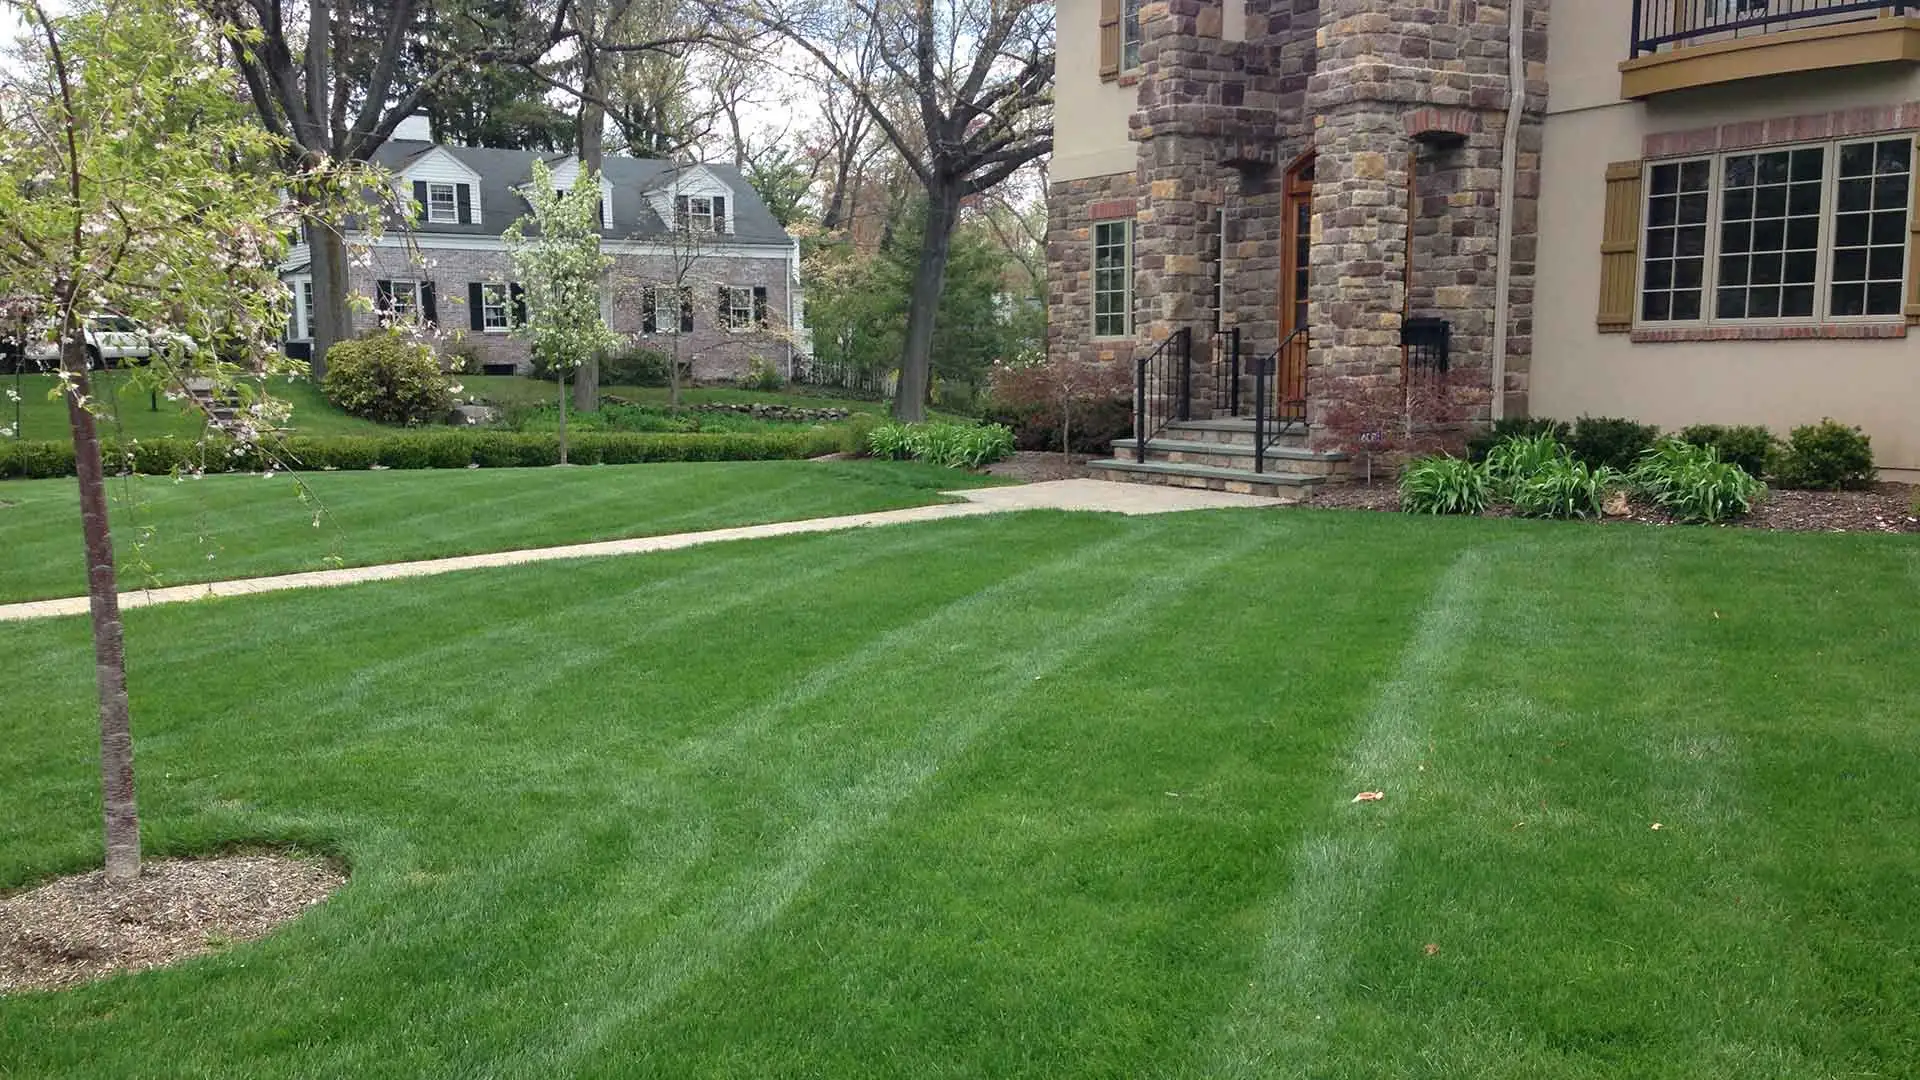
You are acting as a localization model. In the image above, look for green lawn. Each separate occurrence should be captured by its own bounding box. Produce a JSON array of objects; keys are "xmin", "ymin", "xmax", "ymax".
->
[
  {"xmin": 1, "ymin": 510, "xmax": 1916, "ymax": 1078},
  {"xmin": 0, "ymin": 460, "xmax": 1000, "ymax": 603},
  {"xmin": 4, "ymin": 372, "xmax": 393, "ymax": 440}
]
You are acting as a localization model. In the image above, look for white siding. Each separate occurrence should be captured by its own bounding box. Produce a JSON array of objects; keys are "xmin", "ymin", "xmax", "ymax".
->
[
  {"xmin": 546, "ymin": 157, "xmax": 616, "ymax": 229},
  {"xmin": 643, "ymin": 165, "xmax": 735, "ymax": 233},
  {"xmin": 399, "ymin": 148, "xmax": 485, "ymax": 225}
]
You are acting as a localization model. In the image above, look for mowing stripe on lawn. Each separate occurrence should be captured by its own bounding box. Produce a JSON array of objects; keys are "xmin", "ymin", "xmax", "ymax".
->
[
  {"xmin": 1180, "ymin": 543, "xmax": 1493, "ymax": 1080},
  {"xmin": 510, "ymin": 521, "xmax": 1278, "ymax": 1074}
]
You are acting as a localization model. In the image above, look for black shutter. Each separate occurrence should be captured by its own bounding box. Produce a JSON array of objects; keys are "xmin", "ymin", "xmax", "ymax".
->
[
  {"xmin": 641, "ymin": 287, "xmax": 656, "ymax": 334},
  {"xmin": 421, "ymin": 282, "xmax": 438, "ymax": 325},
  {"xmin": 510, "ymin": 283, "xmax": 528, "ymax": 324},
  {"xmin": 717, "ymin": 285, "xmax": 730, "ymax": 329},
  {"xmin": 598, "ymin": 198, "xmax": 607, "ymax": 228},
  {"xmin": 753, "ymin": 286, "xmax": 768, "ymax": 327},
  {"xmin": 468, "ymin": 283, "xmax": 485, "ymax": 330},
  {"xmin": 456, "ymin": 183, "xmax": 473, "ymax": 225},
  {"xmin": 713, "ymin": 195, "xmax": 726, "ymax": 233},
  {"xmin": 375, "ymin": 279, "xmax": 394, "ymax": 315},
  {"xmin": 679, "ymin": 287, "xmax": 694, "ymax": 332},
  {"xmin": 676, "ymin": 195, "xmax": 690, "ymax": 227},
  {"xmin": 412, "ymin": 181, "xmax": 428, "ymax": 224}
]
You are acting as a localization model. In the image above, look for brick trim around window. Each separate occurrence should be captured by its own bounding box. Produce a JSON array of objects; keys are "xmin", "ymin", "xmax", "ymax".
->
[
  {"xmin": 1644, "ymin": 102, "xmax": 1920, "ymax": 160},
  {"xmin": 1088, "ymin": 199, "xmax": 1137, "ymax": 220},
  {"xmin": 1631, "ymin": 322, "xmax": 1907, "ymax": 344}
]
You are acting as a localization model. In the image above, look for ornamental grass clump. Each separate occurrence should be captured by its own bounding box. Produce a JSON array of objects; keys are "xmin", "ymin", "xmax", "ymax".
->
[
  {"xmin": 1482, "ymin": 432, "xmax": 1571, "ymax": 498},
  {"xmin": 1509, "ymin": 457, "xmax": 1622, "ymax": 520},
  {"xmin": 1399, "ymin": 455, "xmax": 1493, "ymax": 516},
  {"xmin": 1631, "ymin": 438, "xmax": 1764, "ymax": 523},
  {"xmin": 866, "ymin": 421, "xmax": 1014, "ymax": 468}
]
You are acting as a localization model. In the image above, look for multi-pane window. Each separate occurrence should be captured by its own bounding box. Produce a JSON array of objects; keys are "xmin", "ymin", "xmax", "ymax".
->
[
  {"xmin": 681, "ymin": 196, "xmax": 716, "ymax": 231},
  {"xmin": 301, "ymin": 280, "xmax": 314, "ymax": 338},
  {"xmin": 725, "ymin": 286, "xmax": 755, "ymax": 330},
  {"xmin": 1121, "ymin": 0, "xmax": 1143, "ymax": 70},
  {"xmin": 480, "ymin": 283, "xmax": 511, "ymax": 331},
  {"xmin": 1092, "ymin": 219, "xmax": 1133, "ymax": 338},
  {"xmin": 1641, "ymin": 137, "xmax": 1912, "ymax": 325},
  {"xmin": 426, "ymin": 182, "xmax": 459, "ymax": 224},
  {"xmin": 387, "ymin": 280, "xmax": 421, "ymax": 320},
  {"xmin": 1831, "ymin": 139, "xmax": 1912, "ymax": 317}
]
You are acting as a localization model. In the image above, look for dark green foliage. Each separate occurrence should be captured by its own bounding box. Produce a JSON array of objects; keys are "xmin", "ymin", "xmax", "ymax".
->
[
  {"xmin": 982, "ymin": 397, "xmax": 1134, "ymax": 454},
  {"xmin": 1772, "ymin": 418, "xmax": 1875, "ymax": 490},
  {"xmin": 741, "ymin": 358, "xmax": 786, "ymax": 393},
  {"xmin": 1482, "ymin": 433, "xmax": 1571, "ymax": 497},
  {"xmin": 867, "ymin": 421, "xmax": 1015, "ymax": 468},
  {"xmin": 602, "ymin": 348, "xmax": 672, "ymax": 387},
  {"xmin": 0, "ymin": 429, "xmax": 851, "ymax": 479},
  {"xmin": 1631, "ymin": 439, "xmax": 1765, "ymax": 523},
  {"xmin": 1398, "ymin": 455, "xmax": 1492, "ymax": 515},
  {"xmin": 1509, "ymin": 458, "xmax": 1622, "ymax": 519},
  {"xmin": 1466, "ymin": 415, "xmax": 1570, "ymax": 462},
  {"xmin": 1566, "ymin": 415, "xmax": 1661, "ymax": 472},
  {"xmin": 321, "ymin": 331, "xmax": 454, "ymax": 425},
  {"xmin": 1678, "ymin": 424, "xmax": 1779, "ymax": 478}
]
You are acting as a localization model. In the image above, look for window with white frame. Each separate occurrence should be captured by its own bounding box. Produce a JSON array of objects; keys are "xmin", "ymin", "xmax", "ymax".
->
[
  {"xmin": 724, "ymin": 285, "xmax": 755, "ymax": 330},
  {"xmin": 287, "ymin": 277, "xmax": 314, "ymax": 339},
  {"xmin": 1640, "ymin": 136, "xmax": 1913, "ymax": 325},
  {"xmin": 654, "ymin": 288, "xmax": 681, "ymax": 333},
  {"xmin": 1092, "ymin": 219, "xmax": 1134, "ymax": 338},
  {"xmin": 386, "ymin": 279, "xmax": 422, "ymax": 320},
  {"xmin": 426, "ymin": 182, "xmax": 459, "ymax": 224},
  {"xmin": 681, "ymin": 195, "xmax": 716, "ymax": 231},
  {"xmin": 480, "ymin": 282, "xmax": 511, "ymax": 331},
  {"xmin": 1122, "ymin": 0, "xmax": 1143, "ymax": 71}
]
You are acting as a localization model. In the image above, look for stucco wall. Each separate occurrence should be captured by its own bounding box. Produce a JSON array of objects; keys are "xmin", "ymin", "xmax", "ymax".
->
[
  {"xmin": 342, "ymin": 244, "xmax": 795, "ymax": 381},
  {"xmin": 1054, "ymin": 0, "xmax": 1142, "ymax": 181},
  {"xmin": 1535, "ymin": 10, "xmax": 1920, "ymax": 475}
]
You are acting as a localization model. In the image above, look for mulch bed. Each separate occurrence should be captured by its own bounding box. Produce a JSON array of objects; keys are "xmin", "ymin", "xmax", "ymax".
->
[
  {"xmin": 1308, "ymin": 480, "xmax": 1918, "ymax": 534},
  {"xmin": 0, "ymin": 854, "xmax": 344, "ymax": 995},
  {"xmin": 984, "ymin": 451, "xmax": 1092, "ymax": 483}
]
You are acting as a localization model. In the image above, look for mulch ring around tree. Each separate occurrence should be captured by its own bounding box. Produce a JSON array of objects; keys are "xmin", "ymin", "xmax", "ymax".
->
[
  {"xmin": 0, "ymin": 853, "xmax": 344, "ymax": 995},
  {"xmin": 1309, "ymin": 480, "xmax": 1919, "ymax": 534}
]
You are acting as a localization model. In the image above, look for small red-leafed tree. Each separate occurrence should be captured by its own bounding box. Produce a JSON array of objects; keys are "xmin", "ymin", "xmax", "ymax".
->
[{"xmin": 1317, "ymin": 368, "xmax": 1480, "ymax": 483}]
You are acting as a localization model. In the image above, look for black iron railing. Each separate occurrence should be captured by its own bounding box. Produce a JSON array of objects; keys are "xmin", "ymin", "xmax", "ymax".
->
[
  {"xmin": 1632, "ymin": 0, "xmax": 1906, "ymax": 56},
  {"xmin": 1212, "ymin": 328, "xmax": 1242, "ymax": 417},
  {"xmin": 1250, "ymin": 327, "xmax": 1309, "ymax": 474},
  {"xmin": 1133, "ymin": 327, "xmax": 1192, "ymax": 462}
]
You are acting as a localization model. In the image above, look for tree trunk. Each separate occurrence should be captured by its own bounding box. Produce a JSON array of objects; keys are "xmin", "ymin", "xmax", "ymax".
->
[
  {"xmin": 557, "ymin": 372, "xmax": 570, "ymax": 465},
  {"xmin": 63, "ymin": 325, "xmax": 140, "ymax": 884},
  {"xmin": 307, "ymin": 224, "xmax": 352, "ymax": 382},
  {"xmin": 669, "ymin": 334, "xmax": 682, "ymax": 409},
  {"xmin": 893, "ymin": 183, "xmax": 960, "ymax": 422}
]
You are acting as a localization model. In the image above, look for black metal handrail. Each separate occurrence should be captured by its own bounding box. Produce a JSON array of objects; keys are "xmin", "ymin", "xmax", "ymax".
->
[
  {"xmin": 1133, "ymin": 327, "xmax": 1192, "ymax": 462},
  {"xmin": 1632, "ymin": 0, "xmax": 1905, "ymax": 56},
  {"xmin": 1250, "ymin": 327, "xmax": 1309, "ymax": 475},
  {"xmin": 1212, "ymin": 327, "xmax": 1241, "ymax": 417}
]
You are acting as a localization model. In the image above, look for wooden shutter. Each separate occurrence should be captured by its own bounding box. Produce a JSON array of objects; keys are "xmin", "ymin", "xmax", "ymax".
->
[
  {"xmin": 1597, "ymin": 160, "xmax": 1643, "ymax": 333},
  {"xmin": 421, "ymin": 282, "xmax": 438, "ymax": 325},
  {"xmin": 468, "ymin": 283, "xmax": 485, "ymax": 331},
  {"xmin": 509, "ymin": 283, "xmax": 527, "ymax": 325},
  {"xmin": 456, "ymin": 184, "xmax": 473, "ymax": 225},
  {"xmin": 1907, "ymin": 136, "xmax": 1920, "ymax": 324},
  {"xmin": 375, "ymin": 279, "xmax": 394, "ymax": 314},
  {"xmin": 641, "ymin": 287, "xmax": 657, "ymax": 334},
  {"xmin": 676, "ymin": 195, "xmax": 690, "ymax": 227},
  {"xmin": 713, "ymin": 196, "xmax": 727, "ymax": 233},
  {"xmin": 679, "ymin": 286, "xmax": 694, "ymax": 332},
  {"xmin": 412, "ymin": 181, "xmax": 428, "ymax": 224},
  {"xmin": 718, "ymin": 285, "xmax": 731, "ymax": 328},
  {"xmin": 1098, "ymin": 0, "xmax": 1122, "ymax": 80},
  {"xmin": 753, "ymin": 286, "xmax": 768, "ymax": 327}
]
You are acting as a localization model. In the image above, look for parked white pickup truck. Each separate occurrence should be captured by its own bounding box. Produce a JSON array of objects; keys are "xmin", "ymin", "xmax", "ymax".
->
[{"xmin": 23, "ymin": 315, "xmax": 154, "ymax": 368}]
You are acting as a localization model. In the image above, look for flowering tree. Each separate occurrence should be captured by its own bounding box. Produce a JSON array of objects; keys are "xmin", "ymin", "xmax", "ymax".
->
[
  {"xmin": 503, "ymin": 160, "xmax": 624, "ymax": 464},
  {"xmin": 0, "ymin": 0, "xmax": 376, "ymax": 882}
]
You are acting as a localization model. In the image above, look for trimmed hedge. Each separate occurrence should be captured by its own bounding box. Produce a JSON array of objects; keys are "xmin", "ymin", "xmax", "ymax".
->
[{"xmin": 0, "ymin": 428, "xmax": 855, "ymax": 480}]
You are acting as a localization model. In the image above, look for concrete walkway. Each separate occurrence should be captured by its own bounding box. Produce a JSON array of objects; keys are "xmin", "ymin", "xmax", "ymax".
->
[{"xmin": 0, "ymin": 480, "xmax": 1285, "ymax": 623}]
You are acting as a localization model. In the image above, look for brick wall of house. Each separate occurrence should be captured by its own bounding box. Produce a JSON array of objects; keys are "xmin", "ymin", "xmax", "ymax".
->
[{"xmin": 348, "ymin": 244, "xmax": 796, "ymax": 381}]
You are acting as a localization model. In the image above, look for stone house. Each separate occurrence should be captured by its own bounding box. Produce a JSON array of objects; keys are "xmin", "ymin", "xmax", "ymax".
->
[
  {"xmin": 283, "ymin": 122, "xmax": 803, "ymax": 382},
  {"xmin": 1054, "ymin": 0, "xmax": 1920, "ymax": 491}
]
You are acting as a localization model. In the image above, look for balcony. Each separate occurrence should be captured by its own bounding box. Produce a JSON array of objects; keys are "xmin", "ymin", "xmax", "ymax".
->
[{"xmin": 1622, "ymin": 1, "xmax": 1920, "ymax": 98}]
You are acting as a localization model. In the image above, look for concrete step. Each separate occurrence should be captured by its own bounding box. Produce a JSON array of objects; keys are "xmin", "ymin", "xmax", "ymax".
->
[
  {"xmin": 1162, "ymin": 417, "xmax": 1311, "ymax": 448},
  {"xmin": 1109, "ymin": 438, "xmax": 1349, "ymax": 476},
  {"xmin": 1087, "ymin": 457, "xmax": 1326, "ymax": 499}
]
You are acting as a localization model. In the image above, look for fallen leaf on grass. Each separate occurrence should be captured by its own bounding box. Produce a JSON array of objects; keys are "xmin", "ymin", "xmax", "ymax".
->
[
  {"xmin": 1423, "ymin": 943, "xmax": 1440, "ymax": 957},
  {"xmin": 1352, "ymin": 791, "xmax": 1385, "ymax": 803},
  {"xmin": 1650, "ymin": 822, "xmax": 1663, "ymax": 830}
]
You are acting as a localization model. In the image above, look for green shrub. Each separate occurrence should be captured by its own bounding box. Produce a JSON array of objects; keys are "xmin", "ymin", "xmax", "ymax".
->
[
  {"xmin": 865, "ymin": 420, "xmax": 1013, "ymax": 468},
  {"xmin": 740, "ymin": 357, "xmax": 786, "ymax": 392},
  {"xmin": 1399, "ymin": 456, "xmax": 1492, "ymax": 516},
  {"xmin": 1567, "ymin": 415, "xmax": 1660, "ymax": 472},
  {"xmin": 839, "ymin": 413, "xmax": 881, "ymax": 456},
  {"xmin": 1466, "ymin": 416, "xmax": 1569, "ymax": 462},
  {"xmin": 1483, "ymin": 433, "xmax": 1571, "ymax": 497},
  {"xmin": 1773, "ymin": 418, "xmax": 1875, "ymax": 490},
  {"xmin": 321, "ymin": 332, "xmax": 454, "ymax": 425},
  {"xmin": 1631, "ymin": 439, "xmax": 1764, "ymax": 523},
  {"xmin": 1677, "ymin": 424, "xmax": 1778, "ymax": 478},
  {"xmin": 602, "ymin": 348, "xmax": 671, "ymax": 387},
  {"xmin": 1510, "ymin": 458, "xmax": 1622, "ymax": 519}
]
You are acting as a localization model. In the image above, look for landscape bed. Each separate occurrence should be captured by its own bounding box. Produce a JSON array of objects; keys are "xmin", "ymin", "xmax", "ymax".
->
[{"xmin": 1, "ymin": 509, "xmax": 1914, "ymax": 1077}]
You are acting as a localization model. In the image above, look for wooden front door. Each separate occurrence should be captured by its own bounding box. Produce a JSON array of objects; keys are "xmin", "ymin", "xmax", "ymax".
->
[{"xmin": 1277, "ymin": 153, "xmax": 1313, "ymax": 423}]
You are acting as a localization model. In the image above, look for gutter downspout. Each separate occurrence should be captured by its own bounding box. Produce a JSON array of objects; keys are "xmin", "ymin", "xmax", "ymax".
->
[{"xmin": 1491, "ymin": 0, "xmax": 1527, "ymax": 421}]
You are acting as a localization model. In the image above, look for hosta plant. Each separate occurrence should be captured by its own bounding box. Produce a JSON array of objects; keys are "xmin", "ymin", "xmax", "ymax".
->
[{"xmin": 1399, "ymin": 455, "xmax": 1493, "ymax": 516}]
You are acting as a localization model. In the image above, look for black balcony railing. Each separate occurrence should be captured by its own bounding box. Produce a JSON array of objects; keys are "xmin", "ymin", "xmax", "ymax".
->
[{"xmin": 1633, "ymin": 0, "xmax": 1908, "ymax": 57}]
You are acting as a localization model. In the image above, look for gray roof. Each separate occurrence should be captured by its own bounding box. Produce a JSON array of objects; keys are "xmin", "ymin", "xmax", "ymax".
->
[{"xmin": 370, "ymin": 140, "xmax": 792, "ymax": 247}]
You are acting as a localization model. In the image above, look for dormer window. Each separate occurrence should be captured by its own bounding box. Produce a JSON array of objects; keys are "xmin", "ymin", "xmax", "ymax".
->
[
  {"xmin": 426, "ymin": 183, "xmax": 459, "ymax": 224},
  {"xmin": 676, "ymin": 194, "xmax": 727, "ymax": 233}
]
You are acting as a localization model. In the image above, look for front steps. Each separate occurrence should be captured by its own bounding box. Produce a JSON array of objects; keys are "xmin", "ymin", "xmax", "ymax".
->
[{"xmin": 1091, "ymin": 418, "xmax": 1350, "ymax": 499}]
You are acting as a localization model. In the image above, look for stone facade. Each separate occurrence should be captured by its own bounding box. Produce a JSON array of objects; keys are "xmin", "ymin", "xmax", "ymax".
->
[
  {"xmin": 1049, "ymin": 0, "xmax": 1551, "ymax": 446},
  {"xmin": 340, "ymin": 244, "xmax": 797, "ymax": 381},
  {"xmin": 1046, "ymin": 170, "xmax": 1146, "ymax": 369}
]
